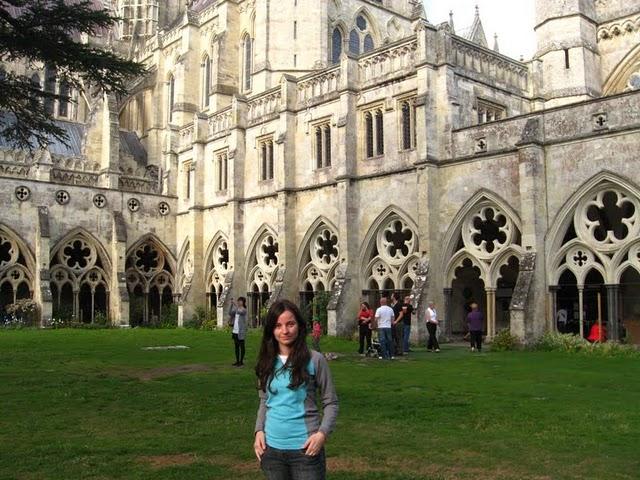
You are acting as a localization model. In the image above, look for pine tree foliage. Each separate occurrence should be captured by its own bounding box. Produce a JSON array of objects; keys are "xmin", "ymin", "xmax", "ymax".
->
[{"xmin": 0, "ymin": 0, "xmax": 145, "ymax": 149}]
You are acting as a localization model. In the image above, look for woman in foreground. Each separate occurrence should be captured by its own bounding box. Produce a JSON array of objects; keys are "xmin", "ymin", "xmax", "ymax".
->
[{"xmin": 254, "ymin": 299, "xmax": 339, "ymax": 480}]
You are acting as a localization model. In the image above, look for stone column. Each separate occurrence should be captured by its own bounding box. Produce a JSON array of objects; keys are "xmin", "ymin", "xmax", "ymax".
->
[
  {"xmin": 35, "ymin": 207, "xmax": 52, "ymax": 326},
  {"xmin": 549, "ymin": 286, "xmax": 559, "ymax": 332},
  {"xmin": 111, "ymin": 212, "xmax": 129, "ymax": 326},
  {"xmin": 605, "ymin": 284, "xmax": 620, "ymax": 341},
  {"xmin": 443, "ymin": 288, "xmax": 453, "ymax": 337},
  {"xmin": 578, "ymin": 285, "xmax": 585, "ymax": 338},
  {"xmin": 486, "ymin": 288, "xmax": 496, "ymax": 339}
]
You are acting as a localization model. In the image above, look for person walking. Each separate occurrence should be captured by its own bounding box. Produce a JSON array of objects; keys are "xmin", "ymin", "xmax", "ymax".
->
[
  {"xmin": 229, "ymin": 297, "xmax": 248, "ymax": 366},
  {"xmin": 374, "ymin": 297, "xmax": 395, "ymax": 360},
  {"xmin": 357, "ymin": 302, "xmax": 373, "ymax": 355},
  {"xmin": 467, "ymin": 302, "xmax": 484, "ymax": 352},
  {"xmin": 426, "ymin": 301, "xmax": 440, "ymax": 352},
  {"xmin": 254, "ymin": 299, "xmax": 339, "ymax": 480}
]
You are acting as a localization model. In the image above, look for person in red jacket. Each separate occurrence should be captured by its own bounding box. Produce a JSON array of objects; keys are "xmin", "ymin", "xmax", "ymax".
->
[
  {"xmin": 587, "ymin": 322, "xmax": 607, "ymax": 343},
  {"xmin": 357, "ymin": 302, "xmax": 373, "ymax": 355}
]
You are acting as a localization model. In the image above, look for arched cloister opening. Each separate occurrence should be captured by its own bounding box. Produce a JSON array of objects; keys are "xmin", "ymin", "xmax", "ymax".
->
[
  {"xmin": 204, "ymin": 234, "xmax": 231, "ymax": 315},
  {"xmin": 443, "ymin": 194, "xmax": 523, "ymax": 338},
  {"xmin": 361, "ymin": 209, "xmax": 418, "ymax": 310},
  {"xmin": 297, "ymin": 219, "xmax": 339, "ymax": 323},
  {"xmin": 50, "ymin": 230, "xmax": 110, "ymax": 324},
  {"xmin": 0, "ymin": 227, "xmax": 35, "ymax": 321},
  {"xmin": 125, "ymin": 236, "xmax": 176, "ymax": 327},
  {"xmin": 620, "ymin": 267, "xmax": 640, "ymax": 344},
  {"xmin": 548, "ymin": 176, "xmax": 640, "ymax": 341},
  {"xmin": 246, "ymin": 227, "xmax": 279, "ymax": 326}
]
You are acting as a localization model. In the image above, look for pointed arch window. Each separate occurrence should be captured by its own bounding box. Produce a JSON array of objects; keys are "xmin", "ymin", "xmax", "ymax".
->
[
  {"xmin": 363, "ymin": 34, "xmax": 374, "ymax": 52},
  {"xmin": 313, "ymin": 122, "xmax": 332, "ymax": 169},
  {"xmin": 168, "ymin": 74, "xmax": 175, "ymax": 123},
  {"xmin": 242, "ymin": 34, "xmax": 253, "ymax": 92},
  {"xmin": 202, "ymin": 55, "xmax": 211, "ymax": 108},
  {"xmin": 331, "ymin": 28, "xmax": 342, "ymax": 64},
  {"xmin": 58, "ymin": 81, "xmax": 71, "ymax": 118},
  {"xmin": 349, "ymin": 30, "xmax": 360, "ymax": 55},
  {"xmin": 400, "ymin": 98, "xmax": 416, "ymax": 150},
  {"xmin": 364, "ymin": 107, "xmax": 384, "ymax": 158},
  {"xmin": 44, "ymin": 66, "xmax": 56, "ymax": 116},
  {"xmin": 259, "ymin": 137, "xmax": 274, "ymax": 181}
]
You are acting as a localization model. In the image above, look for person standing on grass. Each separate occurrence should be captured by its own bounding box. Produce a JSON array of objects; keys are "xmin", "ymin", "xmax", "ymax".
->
[
  {"xmin": 229, "ymin": 297, "xmax": 248, "ymax": 366},
  {"xmin": 398, "ymin": 295, "xmax": 414, "ymax": 354},
  {"xmin": 254, "ymin": 299, "xmax": 339, "ymax": 480},
  {"xmin": 311, "ymin": 318, "xmax": 322, "ymax": 352},
  {"xmin": 426, "ymin": 301, "xmax": 440, "ymax": 353},
  {"xmin": 357, "ymin": 302, "xmax": 373, "ymax": 355},
  {"xmin": 375, "ymin": 297, "xmax": 395, "ymax": 360},
  {"xmin": 390, "ymin": 293, "xmax": 403, "ymax": 356},
  {"xmin": 467, "ymin": 302, "xmax": 484, "ymax": 352}
]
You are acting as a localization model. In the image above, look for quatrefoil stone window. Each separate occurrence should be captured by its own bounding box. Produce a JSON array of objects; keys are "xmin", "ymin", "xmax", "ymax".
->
[
  {"xmin": 93, "ymin": 194, "xmax": 107, "ymax": 209},
  {"xmin": 127, "ymin": 198, "xmax": 141, "ymax": 212},
  {"xmin": 216, "ymin": 241, "xmax": 229, "ymax": 271},
  {"xmin": 0, "ymin": 235, "xmax": 18, "ymax": 269},
  {"xmin": 55, "ymin": 190, "xmax": 70, "ymax": 205},
  {"xmin": 134, "ymin": 244, "xmax": 163, "ymax": 276},
  {"xmin": 158, "ymin": 202, "xmax": 170, "ymax": 216},
  {"xmin": 15, "ymin": 186, "xmax": 30, "ymax": 202}
]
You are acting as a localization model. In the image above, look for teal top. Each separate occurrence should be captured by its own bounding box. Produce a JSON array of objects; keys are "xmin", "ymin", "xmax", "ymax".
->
[{"xmin": 255, "ymin": 351, "xmax": 339, "ymax": 451}]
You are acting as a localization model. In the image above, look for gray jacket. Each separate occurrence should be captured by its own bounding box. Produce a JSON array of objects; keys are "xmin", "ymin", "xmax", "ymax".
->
[{"xmin": 228, "ymin": 304, "xmax": 248, "ymax": 340}]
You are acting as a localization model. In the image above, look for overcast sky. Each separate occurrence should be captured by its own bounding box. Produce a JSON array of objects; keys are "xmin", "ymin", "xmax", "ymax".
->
[{"xmin": 422, "ymin": 0, "xmax": 536, "ymax": 61}]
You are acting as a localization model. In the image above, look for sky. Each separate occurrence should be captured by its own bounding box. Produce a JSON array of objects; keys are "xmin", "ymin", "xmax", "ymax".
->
[{"xmin": 422, "ymin": 0, "xmax": 536, "ymax": 61}]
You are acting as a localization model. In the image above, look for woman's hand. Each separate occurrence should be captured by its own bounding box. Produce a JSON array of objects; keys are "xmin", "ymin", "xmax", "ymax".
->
[
  {"xmin": 302, "ymin": 431, "xmax": 326, "ymax": 456},
  {"xmin": 254, "ymin": 431, "xmax": 266, "ymax": 461}
]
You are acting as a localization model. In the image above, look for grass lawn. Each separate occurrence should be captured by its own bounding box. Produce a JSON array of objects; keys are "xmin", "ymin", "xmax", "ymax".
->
[{"xmin": 1, "ymin": 329, "xmax": 639, "ymax": 480}]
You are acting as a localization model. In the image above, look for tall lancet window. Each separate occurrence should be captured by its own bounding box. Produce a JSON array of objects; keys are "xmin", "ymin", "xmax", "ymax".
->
[
  {"xmin": 242, "ymin": 34, "xmax": 253, "ymax": 92},
  {"xmin": 168, "ymin": 74, "xmax": 175, "ymax": 123},
  {"xmin": 202, "ymin": 55, "xmax": 211, "ymax": 108},
  {"xmin": 331, "ymin": 28, "xmax": 342, "ymax": 64}
]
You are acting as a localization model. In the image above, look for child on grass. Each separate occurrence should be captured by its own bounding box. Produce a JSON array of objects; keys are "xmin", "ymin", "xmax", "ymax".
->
[{"xmin": 312, "ymin": 318, "xmax": 322, "ymax": 352}]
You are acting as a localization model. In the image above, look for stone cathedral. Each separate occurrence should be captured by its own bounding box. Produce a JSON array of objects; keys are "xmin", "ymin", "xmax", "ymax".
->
[{"xmin": 1, "ymin": 0, "xmax": 640, "ymax": 344}]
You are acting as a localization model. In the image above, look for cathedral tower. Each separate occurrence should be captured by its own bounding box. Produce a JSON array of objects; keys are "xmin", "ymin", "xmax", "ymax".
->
[{"xmin": 534, "ymin": 0, "xmax": 602, "ymax": 107}]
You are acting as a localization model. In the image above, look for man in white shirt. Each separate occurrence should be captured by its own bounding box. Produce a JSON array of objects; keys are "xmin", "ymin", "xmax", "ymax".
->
[
  {"xmin": 426, "ymin": 301, "xmax": 440, "ymax": 352},
  {"xmin": 375, "ymin": 297, "xmax": 395, "ymax": 360}
]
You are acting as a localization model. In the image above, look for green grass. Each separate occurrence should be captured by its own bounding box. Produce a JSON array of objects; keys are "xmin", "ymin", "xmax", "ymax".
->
[{"xmin": 1, "ymin": 329, "xmax": 639, "ymax": 480}]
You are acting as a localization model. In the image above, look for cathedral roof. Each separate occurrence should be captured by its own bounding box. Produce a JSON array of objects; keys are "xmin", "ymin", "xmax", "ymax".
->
[
  {"xmin": 190, "ymin": 0, "xmax": 217, "ymax": 13},
  {"xmin": 0, "ymin": 113, "xmax": 85, "ymax": 157}
]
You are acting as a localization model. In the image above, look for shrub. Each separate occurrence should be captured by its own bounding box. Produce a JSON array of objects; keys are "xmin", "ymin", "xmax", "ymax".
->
[
  {"xmin": 93, "ymin": 311, "xmax": 109, "ymax": 326},
  {"xmin": 185, "ymin": 305, "xmax": 208, "ymax": 329},
  {"xmin": 534, "ymin": 332, "xmax": 639, "ymax": 357},
  {"xmin": 201, "ymin": 308, "xmax": 218, "ymax": 331},
  {"xmin": 159, "ymin": 304, "xmax": 179, "ymax": 328},
  {"xmin": 491, "ymin": 329, "xmax": 520, "ymax": 351},
  {"xmin": 6, "ymin": 299, "xmax": 39, "ymax": 327}
]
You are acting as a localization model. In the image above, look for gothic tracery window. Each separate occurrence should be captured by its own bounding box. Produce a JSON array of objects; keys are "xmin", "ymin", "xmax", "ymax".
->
[
  {"xmin": 50, "ymin": 232, "xmax": 110, "ymax": 324},
  {"xmin": 242, "ymin": 34, "xmax": 253, "ymax": 92},
  {"xmin": 126, "ymin": 237, "xmax": 175, "ymax": 326},
  {"xmin": 364, "ymin": 108, "xmax": 384, "ymax": 158},
  {"xmin": 0, "ymin": 229, "xmax": 34, "ymax": 314}
]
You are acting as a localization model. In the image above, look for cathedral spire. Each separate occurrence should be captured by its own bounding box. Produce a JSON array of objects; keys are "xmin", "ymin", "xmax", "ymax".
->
[{"xmin": 465, "ymin": 4, "xmax": 488, "ymax": 48}]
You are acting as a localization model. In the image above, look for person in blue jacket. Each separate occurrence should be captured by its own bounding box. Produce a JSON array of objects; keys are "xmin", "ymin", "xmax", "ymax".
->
[{"xmin": 253, "ymin": 299, "xmax": 339, "ymax": 480}]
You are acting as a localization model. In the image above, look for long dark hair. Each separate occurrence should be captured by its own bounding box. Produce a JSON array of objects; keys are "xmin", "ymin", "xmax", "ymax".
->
[{"xmin": 255, "ymin": 299, "xmax": 311, "ymax": 393}]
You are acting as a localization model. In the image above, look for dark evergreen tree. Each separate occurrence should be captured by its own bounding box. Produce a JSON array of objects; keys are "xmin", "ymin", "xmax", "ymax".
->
[{"xmin": 0, "ymin": 0, "xmax": 145, "ymax": 148}]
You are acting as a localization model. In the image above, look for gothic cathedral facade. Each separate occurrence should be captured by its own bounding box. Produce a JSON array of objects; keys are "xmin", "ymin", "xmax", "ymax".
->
[{"xmin": 1, "ymin": 0, "xmax": 640, "ymax": 343}]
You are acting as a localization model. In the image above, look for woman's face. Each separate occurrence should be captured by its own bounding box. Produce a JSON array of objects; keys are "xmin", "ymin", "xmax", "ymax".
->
[
  {"xmin": 361, "ymin": 303, "xmax": 366, "ymax": 310},
  {"xmin": 274, "ymin": 310, "xmax": 299, "ymax": 349}
]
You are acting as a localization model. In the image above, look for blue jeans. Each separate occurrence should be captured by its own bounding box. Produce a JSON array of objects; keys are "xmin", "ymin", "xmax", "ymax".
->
[
  {"xmin": 402, "ymin": 324, "xmax": 411, "ymax": 352},
  {"xmin": 378, "ymin": 328, "xmax": 393, "ymax": 359},
  {"xmin": 261, "ymin": 445, "xmax": 326, "ymax": 480}
]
